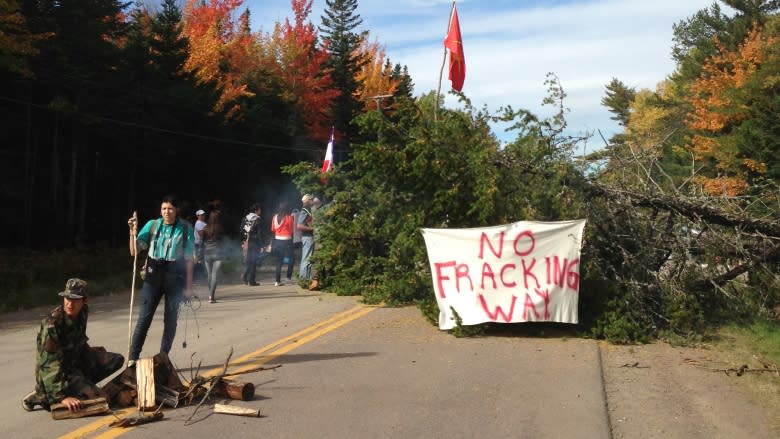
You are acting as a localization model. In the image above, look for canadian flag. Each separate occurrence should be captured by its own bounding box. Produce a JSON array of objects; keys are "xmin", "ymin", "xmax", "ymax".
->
[{"xmin": 322, "ymin": 127, "xmax": 334, "ymax": 173}]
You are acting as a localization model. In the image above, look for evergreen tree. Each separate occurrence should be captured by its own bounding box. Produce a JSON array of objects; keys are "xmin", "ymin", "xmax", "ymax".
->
[
  {"xmin": 152, "ymin": 0, "xmax": 190, "ymax": 82},
  {"xmin": 318, "ymin": 0, "xmax": 366, "ymax": 147},
  {"xmin": 390, "ymin": 63, "xmax": 414, "ymax": 99},
  {"xmin": 601, "ymin": 78, "xmax": 636, "ymax": 127}
]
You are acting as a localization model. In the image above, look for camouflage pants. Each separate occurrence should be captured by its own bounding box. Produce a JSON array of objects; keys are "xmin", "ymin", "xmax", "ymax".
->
[{"xmin": 37, "ymin": 349, "xmax": 124, "ymax": 401}]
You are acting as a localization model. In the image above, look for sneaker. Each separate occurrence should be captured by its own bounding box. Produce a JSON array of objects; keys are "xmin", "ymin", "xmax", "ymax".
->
[
  {"xmin": 209, "ymin": 297, "xmax": 216, "ymax": 303},
  {"xmin": 22, "ymin": 390, "xmax": 45, "ymax": 412},
  {"xmin": 248, "ymin": 282, "xmax": 259, "ymax": 286},
  {"xmin": 274, "ymin": 281, "xmax": 282, "ymax": 287}
]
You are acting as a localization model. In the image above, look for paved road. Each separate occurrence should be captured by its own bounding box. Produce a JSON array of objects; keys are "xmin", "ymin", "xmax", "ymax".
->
[{"xmin": 0, "ymin": 275, "xmax": 611, "ymax": 439}]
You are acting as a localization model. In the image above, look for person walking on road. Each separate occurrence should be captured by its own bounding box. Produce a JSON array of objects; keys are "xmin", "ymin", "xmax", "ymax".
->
[
  {"xmin": 240, "ymin": 203, "xmax": 263, "ymax": 286},
  {"xmin": 297, "ymin": 194, "xmax": 316, "ymax": 283},
  {"xmin": 271, "ymin": 202, "xmax": 295, "ymax": 286},
  {"xmin": 193, "ymin": 209, "xmax": 207, "ymax": 282},
  {"xmin": 127, "ymin": 194, "xmax": 195, "ymax": 367},
  {"xmin": 22, "ymin": 279, "xmax": 124, "ymax": 413},
  {"xmin": 202, "ymin": 210, "xmax": 226, "ymax": 303}
]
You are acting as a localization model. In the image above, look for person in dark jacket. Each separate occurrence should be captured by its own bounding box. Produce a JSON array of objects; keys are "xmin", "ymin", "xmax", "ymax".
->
[{"xmin": 240, "ymin": 203, "xmax": 263, "ymax": 286}]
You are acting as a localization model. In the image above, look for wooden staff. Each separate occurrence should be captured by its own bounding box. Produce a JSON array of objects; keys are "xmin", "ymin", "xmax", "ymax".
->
[{"xmin": 127, "ymin": 210, "xmax": 138, "ymax": 365}]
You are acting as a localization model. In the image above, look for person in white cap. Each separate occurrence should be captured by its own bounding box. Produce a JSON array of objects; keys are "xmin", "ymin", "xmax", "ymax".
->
[
  {"xmin": 193, "ymin": 209, "xmax": 207, "ymax": 264},
  {"xmin": 297, "ymin": 194, "xmax": 316, "ymax": 283}
]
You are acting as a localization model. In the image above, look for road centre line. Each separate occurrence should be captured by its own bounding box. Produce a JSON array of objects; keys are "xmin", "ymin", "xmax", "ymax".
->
[{"xmin": 58, "ymin": 304, "xmax": 375, "ymax": 439}]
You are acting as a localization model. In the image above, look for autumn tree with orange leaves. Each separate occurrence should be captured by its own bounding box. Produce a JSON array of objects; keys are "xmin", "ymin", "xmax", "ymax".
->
[
  {"xmin": 685, "ymin": 23, "xmax": 780, "ymax": 195},
  {"xmin": 259, "ymin": 0, "xmax": 338, "ymax": 142},
  {"xmin": 354, "ymin": 37, "xmax": 400, "ymax": 113},
  {"xmin": 182, "ymin": 0, "xmax": 256, "ymax": 121}
]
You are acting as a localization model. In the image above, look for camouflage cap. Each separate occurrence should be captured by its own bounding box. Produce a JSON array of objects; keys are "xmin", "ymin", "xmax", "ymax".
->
[{"xmin": 58, "ymin": 278, "xmax": 88, "ymax": 299}]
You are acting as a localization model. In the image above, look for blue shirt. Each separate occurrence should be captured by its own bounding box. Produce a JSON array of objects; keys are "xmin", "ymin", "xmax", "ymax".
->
[{"xmin": 136, "ymin": 218, "xmax": 195, "ymax": 261}]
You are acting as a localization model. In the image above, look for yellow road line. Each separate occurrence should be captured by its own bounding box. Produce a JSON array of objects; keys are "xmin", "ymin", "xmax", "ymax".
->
[
  {"xmin": 57, "ymin": 407, "xmax": 134, "ymax": 439},
  {"xmin": 59, "ymin": 304, "xmax": 376, "ymax": 439},
  {"xmin": 218, "ymin": 306, "xmax": 377, "ymax": 375},
  {"xmin": 205, "ymin": 305, "xmax": 371, "ymax": 374}
]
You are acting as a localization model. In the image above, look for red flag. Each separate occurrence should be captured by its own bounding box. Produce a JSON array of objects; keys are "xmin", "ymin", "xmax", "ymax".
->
[
  {"xmin": 443, "ymin": 4, "xmax": 465, "ymax": 91},
  {"xmin": 322, "ymin": 127, "xmax": 334, "ymax": 173}
]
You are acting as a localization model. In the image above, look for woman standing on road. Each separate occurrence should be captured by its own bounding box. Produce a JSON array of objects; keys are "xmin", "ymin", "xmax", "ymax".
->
[
  {"xmin": 271, "ymin": 202, "xmax": 295, "ymax": 286},
  {"xmin": 202, "ymin": 210, "xmax": 226, "ymax": 303},
  {"xmin": 127, "ymin": 194, "xmax": 194, "ymax": 367}
]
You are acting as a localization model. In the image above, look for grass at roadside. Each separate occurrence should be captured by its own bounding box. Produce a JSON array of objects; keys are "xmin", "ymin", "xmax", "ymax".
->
[
  {"xmin": 0, "ymin": 246, "xmax": 133, "ymax": 312},
  {"xmin": 712, "ymin": 319, "xmax": 780, "ymax": 432},
  {"xmin": 0, "ymin": 246, "xmax": 249, "ymax": 313}
]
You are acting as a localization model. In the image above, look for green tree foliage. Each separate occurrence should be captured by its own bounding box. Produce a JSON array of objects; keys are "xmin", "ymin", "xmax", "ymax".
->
[
  {"xmin": 318, "ymin": 0, "xmax": 366, "ymax": 146},
  {"xmin": 672, "ymin": 0, "xmax": 778, "ymax": 81},
  {"xmin": 287, "ymin": 91, "xmax": 502, "ymax": 304},
  {"xmin": 285, "ymin": 76, "xmax": 591, "ymax": 326},
  {"xmin": 390, "ymin": 63, "xmax": 414, "ymax": 100},
  {"xmin": 592, "ymin": 2, "xmax": 780, "ymax": 342},
  {"xmin": 601, "ymin": 78, "xmax": 636, "ymax": 127}
]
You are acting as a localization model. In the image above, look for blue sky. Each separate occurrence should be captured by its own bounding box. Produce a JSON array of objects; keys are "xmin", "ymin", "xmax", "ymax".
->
[{"xmin": 240, "ymin": 0, "xmax": 721, "ymax": 145}]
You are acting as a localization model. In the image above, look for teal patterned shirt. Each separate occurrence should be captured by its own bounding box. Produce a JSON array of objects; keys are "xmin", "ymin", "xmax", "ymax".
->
[{"xmin": 136, "ymin": 218, "xmax": 195, "ymax": 261}]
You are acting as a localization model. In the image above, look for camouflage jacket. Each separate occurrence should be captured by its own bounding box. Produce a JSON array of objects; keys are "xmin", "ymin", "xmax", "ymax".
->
[{"xmin": 35, "ymin": 305, "xmax": 90, "ymax": 403}]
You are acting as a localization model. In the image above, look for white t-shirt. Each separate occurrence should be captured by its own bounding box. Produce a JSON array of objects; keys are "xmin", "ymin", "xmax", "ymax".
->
[{"xmin": 194, "ymin": 220, "xmax": 207, "ymax": 244}]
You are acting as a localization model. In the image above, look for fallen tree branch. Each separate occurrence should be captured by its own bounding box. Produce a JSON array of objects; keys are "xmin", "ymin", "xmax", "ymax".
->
[
  {"xmin": 185, "ymin": 347, "xmax": 233, "ymax": 425},
  {"xmin": 684, "ymin": 359, "xmax": 780, "ymax": 377},
  {"xmin": 587, "ymin": 183, "xmax": 780, "ymax": 237}
]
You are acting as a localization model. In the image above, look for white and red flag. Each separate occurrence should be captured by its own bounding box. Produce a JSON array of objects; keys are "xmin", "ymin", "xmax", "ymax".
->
[{"xmin": 322, "ymin": 127, "xmax": 334, "ymax": 173}]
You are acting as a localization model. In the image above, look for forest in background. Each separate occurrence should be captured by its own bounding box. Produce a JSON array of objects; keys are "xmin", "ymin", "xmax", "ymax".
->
[
  {"xmin": 0, "ymin": 0, "xmax": 407, "ymax": 248},
  {"xmin": 2, "ymin": 0, "xmax": 779, "ymax": 340}
]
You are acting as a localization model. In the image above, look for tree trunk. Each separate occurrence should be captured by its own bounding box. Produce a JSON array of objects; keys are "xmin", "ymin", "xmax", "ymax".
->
[
  {"xmin": 51, "ymin": 111, "xmax": 60, "ymax": 215},
  {"xmin": 68, "ymin": 141, "xmax": 78, "ymax": 243},
  {"xmin": 24, "ymin": 82, "xmax": 33, "ymax": 247}
]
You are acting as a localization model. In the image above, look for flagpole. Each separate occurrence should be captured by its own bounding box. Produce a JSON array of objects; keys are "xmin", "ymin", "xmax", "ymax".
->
[{"xmin": 435, "ymin": 0, "xmax": 456, "ymax": 121}]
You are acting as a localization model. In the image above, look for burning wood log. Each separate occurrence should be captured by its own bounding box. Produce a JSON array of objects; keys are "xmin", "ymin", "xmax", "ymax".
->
[
  {"xmin": 50, "ymin": 397, "xmax": 109, "ymax": 420},
  {"xmin": 213, "ymin": 403, "xmax": 261, "ymax": 417}
]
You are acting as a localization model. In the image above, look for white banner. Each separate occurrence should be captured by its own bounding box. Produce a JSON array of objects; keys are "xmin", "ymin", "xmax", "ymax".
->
[{"xmin": 421, "ymin": 220, "xmax": 586, "ymax": 330}]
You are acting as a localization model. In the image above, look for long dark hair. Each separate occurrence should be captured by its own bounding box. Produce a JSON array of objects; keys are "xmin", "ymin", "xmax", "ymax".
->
[
  {"xmin": 204, "ymin": 210, "xmax": 223, "ymax": 239},
  {"xmin": 276, "ymin": 202, "xmax": 291, "ymax": 217}
]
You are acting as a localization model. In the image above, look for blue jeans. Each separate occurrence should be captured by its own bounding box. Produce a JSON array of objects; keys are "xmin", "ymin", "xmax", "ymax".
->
[
  {"xmin": 129, "ymin": 272, "xmax": 183, "ymax": 361},
  {"xmin": 299, "ymin": 236, "xmax": 314, "ymax": 280},
  {"xmin": 204, "ymin": 256, "xmax": 222, "ymax": 298},
  {"xmin": 273, "ymin": 238, "xmax": 294, "ymax": 283},
  {"xmin": 243, "ymin": 243, "xmax": 260, "ymax": 284}
]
